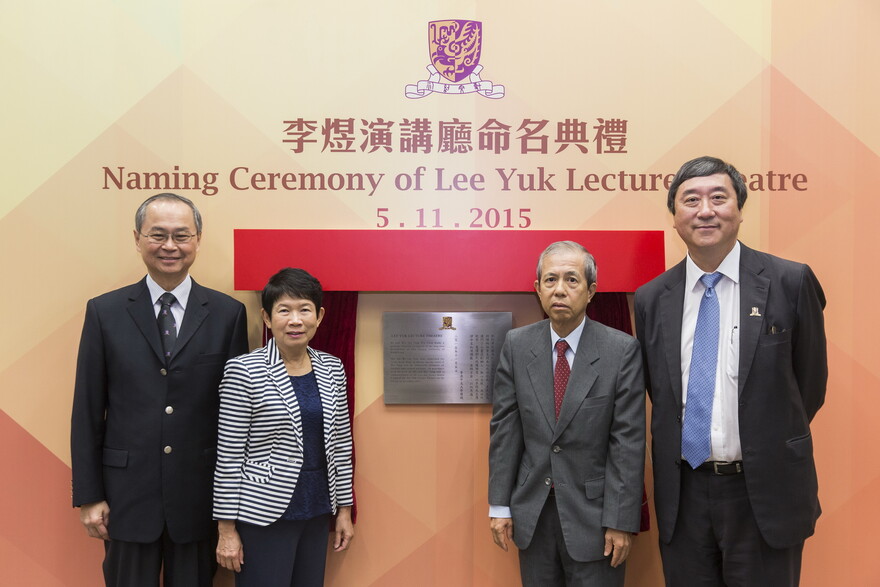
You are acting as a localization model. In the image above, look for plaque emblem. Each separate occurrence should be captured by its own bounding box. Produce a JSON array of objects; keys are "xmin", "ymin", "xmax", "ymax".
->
[
  {"xmin": 405, "ymin": 20, "xmax": 505, "ymax": 99},
  {"xmin": 439, "ymin": 316, "xmax": 457, "ymax": 330}
]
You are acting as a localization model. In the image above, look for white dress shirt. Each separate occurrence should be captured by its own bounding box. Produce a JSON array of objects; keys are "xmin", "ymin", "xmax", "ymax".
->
[
  {"xmin": 489, "ymin": 316, "xmax": 586, "ymax": 518},
  {"xmin": 680, "ymin": 242, "xmax": 741, "ymax": 463},
  {"xmin": 145, "ymin": 274, "xmax": 192, "ymax": 331}
]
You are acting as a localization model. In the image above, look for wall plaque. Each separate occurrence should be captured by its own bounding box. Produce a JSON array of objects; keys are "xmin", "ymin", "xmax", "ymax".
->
[{"xmin": 383, "ymin": 312, "xmax": 512, "ymax": 404}]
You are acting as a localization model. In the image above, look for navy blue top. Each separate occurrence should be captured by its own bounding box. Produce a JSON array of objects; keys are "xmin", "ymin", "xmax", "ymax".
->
[{"xmin": 281, "ymin": 371, "xmax": 332, "ymax": 520}]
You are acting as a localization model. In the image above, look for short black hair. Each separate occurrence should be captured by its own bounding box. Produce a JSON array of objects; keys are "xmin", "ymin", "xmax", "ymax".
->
[
  {"xmin": 261, "ymin": 268, "xmax": 323, "ymax": 315},
  {"xmin": 667, "ymin": 156, "xmax": 747, "ymax": 213}
]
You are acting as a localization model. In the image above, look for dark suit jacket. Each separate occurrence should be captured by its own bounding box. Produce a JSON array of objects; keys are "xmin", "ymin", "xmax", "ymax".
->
[
  {"xmin": 634, "ymin": 243, "xmax": 827, "ymax": 549},
  {"xmin": 488, "ymin": 317, "xmax": 645, "ymax": 561},
  {"xmin": 71, "ymin": 277, "xmax": 248, "ymax": 543}
]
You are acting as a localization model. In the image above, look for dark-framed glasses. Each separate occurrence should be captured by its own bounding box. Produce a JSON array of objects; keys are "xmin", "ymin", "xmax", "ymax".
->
[{"xmin": 139, "ymin": 232, "xmax": 198, "ymax": 244}]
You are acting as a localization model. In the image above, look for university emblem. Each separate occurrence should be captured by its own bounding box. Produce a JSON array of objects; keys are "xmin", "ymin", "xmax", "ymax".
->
[
  {"xmin": 439, "ymin": 316, "xmax": 457, "ymax": 330},
  {"xmin": 405, "ymin": 20, "xmax": 505, "ymax": 99}
]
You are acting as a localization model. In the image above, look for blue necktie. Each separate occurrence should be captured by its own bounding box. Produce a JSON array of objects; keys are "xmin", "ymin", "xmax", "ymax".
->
[{"xmin": 682, "ymin": 272, "xmax": 723, "ymax": 468}]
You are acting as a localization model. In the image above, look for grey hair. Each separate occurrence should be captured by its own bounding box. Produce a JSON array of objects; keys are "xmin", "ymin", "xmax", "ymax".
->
[
  {"xmin": 536, "ymin": 241, "xmax": 597, "ymax": 285},
  {"xmin": 135, "ymin": 193, "xmax": 203, "ymax": 234}
]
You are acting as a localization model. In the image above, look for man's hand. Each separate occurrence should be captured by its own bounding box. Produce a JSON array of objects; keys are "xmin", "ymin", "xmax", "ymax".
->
[
  {"xmin": 79, "ymin": 501, "xmax": 110, "ymax": 540},
  {"xmin": 490, "ymin": 517, "xmax": 514, "ymax": 551},
  {"xmin": 333, "ymin": 506, "xmax": 355, "ymax": 552},
  {"xmin": 603, "ymin": 528, "xmax": 632, "ymax": 567},
  {"xmin": 216, "ymin": 520, "xmax": 244, "ymax": 573}
]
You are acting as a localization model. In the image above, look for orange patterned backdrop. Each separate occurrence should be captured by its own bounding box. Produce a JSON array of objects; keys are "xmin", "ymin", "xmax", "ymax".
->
[{"xmin": 2, "ymin": 1, "xmax": 878, "ymax": 585}]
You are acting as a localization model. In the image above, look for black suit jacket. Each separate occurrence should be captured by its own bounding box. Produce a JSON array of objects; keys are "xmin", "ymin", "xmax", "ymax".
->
[
  {"xmin": 634, "ymin": 243, "xmax": 827, "ymax": 549},
  {"xmin": 71, "ymin": 277, "xmax": 248, "ymax": 543}
]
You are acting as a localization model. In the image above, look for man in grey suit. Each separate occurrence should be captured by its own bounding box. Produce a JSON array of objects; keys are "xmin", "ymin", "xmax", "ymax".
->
[
  {"xmin": 489, "ymin": 241, "xmax": 646, "ymax": 586},
  {"xmin": 634, "ymin": 156, "xmax": 827, "ymax": 586},
  {"xmin": 71, "ymin": 193, "xmax": 249, "ymax": 586}
]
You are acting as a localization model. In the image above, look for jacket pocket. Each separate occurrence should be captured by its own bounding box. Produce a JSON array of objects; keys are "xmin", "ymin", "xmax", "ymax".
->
[
  {"xmin": 195, "ymin": 352, "xmax": 227, "ymax": 366},
  {"xmin": 102, "ymin": 447, "xmax": 128, "ymax": 468},
  {"xmin": 758, "ymin": 329, "xmax": 792, "ymax": 346},
  {"xmin": 241, "ymin": 460, "xmax": 275, "ymax": 483},
  {"xmin": 584, "ymin": 476, "xmax": 605, "ymax": 500},
  {"xmin": 580, "ymin": 394, "xmax": 611, "ymax": 408},
  {"xmin": 785, "ymin": 432, "xmax": 813, "ymax": 461}
]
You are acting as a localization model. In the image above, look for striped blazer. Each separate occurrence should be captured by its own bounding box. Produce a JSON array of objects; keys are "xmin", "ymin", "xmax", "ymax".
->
[{"xmin": 213, "ymin": 339, "xmax": 354, "ymax": 526}]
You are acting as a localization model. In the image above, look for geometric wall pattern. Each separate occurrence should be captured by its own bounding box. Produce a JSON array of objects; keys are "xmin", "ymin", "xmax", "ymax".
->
[{"xmin": 2, "ymin": 1, "xmax": 878, "ymax": 584}]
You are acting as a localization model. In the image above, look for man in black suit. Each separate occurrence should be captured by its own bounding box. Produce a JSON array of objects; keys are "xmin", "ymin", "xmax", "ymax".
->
[
  {"xmin": 71, "ymin": 193, "xmax": 249, "ymax": 586},
  {"xmin": 634, "ymin": 156, "xmax": 827, "ymax": 586}
]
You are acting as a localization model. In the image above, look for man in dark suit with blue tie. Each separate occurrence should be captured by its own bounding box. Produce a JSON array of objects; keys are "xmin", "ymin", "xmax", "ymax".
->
[
  {"xmin": 71, "ymin": 193, "xmax": 249, "ymax": 586},
  {"xmin": 634, "ymin": 156, "xmax": 827, "ymax": 586}
]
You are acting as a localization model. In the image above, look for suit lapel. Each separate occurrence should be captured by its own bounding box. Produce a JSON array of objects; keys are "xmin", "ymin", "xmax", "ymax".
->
[
  {"xmin": 172, "ymin": 280, "xmax": 208, "ymax": 362},
  {"xmin": 660, "ymin": 262, "xmax": 686, "ymax": 409},
  {"xmin": 738, "ymin": 245, "xmax": 769, "ymax": 395},
  {"xmin": 126, "ymin": 279, "xmax": 165, "ymax": 364},
  {"xmin": 266, "ymin": 339, "xmax": 304, "ymax": 446},
  {"xmin": 554, "ymin": 318, "xmax": 599, "ymax": 442},
  {"xmin": 526, "ymin": 323, "xmax": 556, "ymax": 429},
  {"xmin": 310, "ymin": 348, "xmax": 338, "ymax": 449}
]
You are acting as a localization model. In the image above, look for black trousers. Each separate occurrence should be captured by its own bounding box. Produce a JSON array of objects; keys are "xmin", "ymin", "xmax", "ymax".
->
[
  {"xmin": 234, "ymin": 514, "xmax": 331, "ymax": 587},
  {"xmin": 102, "ymin": 526, "xmax": 215, "ymax": 587},
  {"xmin": 660, "ymin": 465, "xmax": 804, "ymax": 587},
  {"xmin": 518, "ymin": 494, "xmax": 625, "ymax": 587}
]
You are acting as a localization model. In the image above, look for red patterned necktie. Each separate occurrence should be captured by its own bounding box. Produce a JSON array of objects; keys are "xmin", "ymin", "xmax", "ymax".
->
[{"xmin": 554, "ymin": 339, "xmax": 570, "ymax": 420}]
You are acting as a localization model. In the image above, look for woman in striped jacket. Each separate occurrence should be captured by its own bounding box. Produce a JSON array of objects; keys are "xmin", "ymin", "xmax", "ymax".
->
[{"xmin": 213, "ymin": 268, "xmax": 354, "ymax": 586}]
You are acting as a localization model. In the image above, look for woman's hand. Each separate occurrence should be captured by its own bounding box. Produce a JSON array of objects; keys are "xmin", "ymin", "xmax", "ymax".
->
[
  {"xmin": 216, "ymin": 520, "xmax": 244, "ymax": 572},
  {"xmin": 333, "ymin": 506, "xmax": 355, "ymax": 552}
]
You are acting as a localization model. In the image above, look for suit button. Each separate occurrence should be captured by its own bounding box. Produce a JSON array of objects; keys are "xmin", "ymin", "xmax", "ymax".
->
[
  {"xmin": 165, "ymin": 406, "xmax": 174, "ymax": 415},
  {"xmin": 544, "ymin": 477, "xmax": 552, "ymax": 486},
  {"xmin": 160, "ymin": 368, "xmax": 167, "ymax": 376},
  {"xmin": 164, "ymin": 446, "xmax": 173, "ymax": 454},
  {"xmin": 552, "ymin": 445, "xmax": 561, "ymax": 454},
  {"xmin": 676, "ymin": 415, "xmax": 682, "ymax": 422}
]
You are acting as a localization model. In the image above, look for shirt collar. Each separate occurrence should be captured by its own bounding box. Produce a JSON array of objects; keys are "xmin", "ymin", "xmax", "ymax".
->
[
  {"xmin": 145, "ymin": 274, "xmax": 192, "ymax": 310},
  {"xmin": 685, "ymin": 241, "xmax": 741, "ymax": 292},
  {"xmin": 551, "ymin": 315, "xmax": 586, "ymax": 355}
]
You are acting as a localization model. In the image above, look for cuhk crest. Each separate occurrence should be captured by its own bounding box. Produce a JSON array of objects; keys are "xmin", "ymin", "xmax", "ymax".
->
[
  {"xmin": 404, "ymin": 19, "xmax": 505, "ymax": 99},
  {"xmin": 430, "ymin": 20, "xmax": 482, "ymax": 82}
]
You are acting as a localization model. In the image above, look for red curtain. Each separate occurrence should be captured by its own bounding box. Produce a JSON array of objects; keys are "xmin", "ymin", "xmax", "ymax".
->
[
  {"xmin": 265, "ymin": 291, "xmax": 360, "ymax": 523},
  {"xmin": 309, "ymin": 291, "xmax": 359, "ymax": 524},
  {"xmin": 586, "ymin": 292, "xmax": 650, "ymax": 532}
]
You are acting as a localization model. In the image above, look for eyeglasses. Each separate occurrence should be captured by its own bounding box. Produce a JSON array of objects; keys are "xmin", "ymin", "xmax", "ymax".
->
[{"xmin": 139, "ymin": 232, "xmax": 198, "ymax": 244}]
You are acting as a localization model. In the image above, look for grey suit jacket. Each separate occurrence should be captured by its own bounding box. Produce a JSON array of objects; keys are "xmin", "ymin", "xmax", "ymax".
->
[
  {"xmin": 634, "ymin": 243, "xmax": 827, "ymax": 548},
  {"xmin": 71, "ymin": 277, "xmax": 249, "ymax": 543},
  {"xmin": 488, "ymin": 317, "xmax": 645, "ymax": 561}
]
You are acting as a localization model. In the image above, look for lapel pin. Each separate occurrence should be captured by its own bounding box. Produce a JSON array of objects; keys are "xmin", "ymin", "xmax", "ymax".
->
[{"xmin": 749, "ymin": 307, "xmax": 762, "ymax": 317}]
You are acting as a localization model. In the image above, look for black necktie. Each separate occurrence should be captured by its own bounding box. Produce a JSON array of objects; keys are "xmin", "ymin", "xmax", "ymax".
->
[{"xmin": 158, "ymin": 292, "xmax": 178, "ymax": 361}]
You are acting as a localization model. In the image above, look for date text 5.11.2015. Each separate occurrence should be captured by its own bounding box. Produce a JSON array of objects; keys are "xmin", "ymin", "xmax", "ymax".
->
[{"xmin": 376, "ymin": 208, "xmax": 532, "ymax": 229}]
